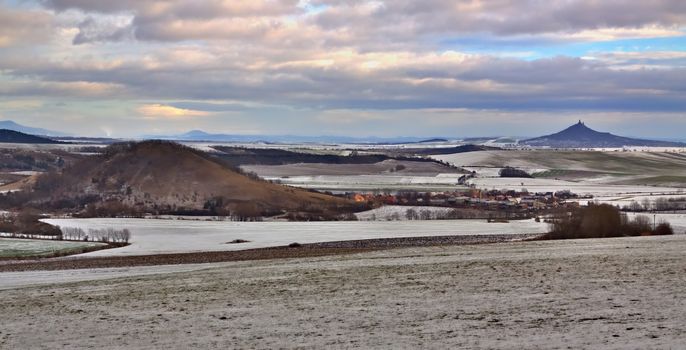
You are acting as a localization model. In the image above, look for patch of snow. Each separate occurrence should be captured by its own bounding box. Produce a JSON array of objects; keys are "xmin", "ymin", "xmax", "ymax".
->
[
  {"xmin": 355, "ymin": 206, "xmax": 458, "ymax": 221},
  {"xmin": 8, "ymin": 171, "xmax": 41, "ymax": 176},
  {"xmin": 0, "ymin": 263, "xmax": 217, "ymax": 291},
  {"xmin": 42, "ymin": 218, "xmax": 548, "ymax": 257},
  {"xmin": 264, "ymin": 174, "xmax": 466, "ymax": 191},
  {"xmin": 0, "ymin": 238, "xmax": 105, "ymax": 258},
  {"xmin": 469, "ymin": 177, "xmax": 682, "ymax": 196}
]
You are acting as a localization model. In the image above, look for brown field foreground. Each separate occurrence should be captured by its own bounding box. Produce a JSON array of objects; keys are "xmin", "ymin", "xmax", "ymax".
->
[{"xmin": 1, "ymin": 235, "xmax": 685, "ymax": 349}]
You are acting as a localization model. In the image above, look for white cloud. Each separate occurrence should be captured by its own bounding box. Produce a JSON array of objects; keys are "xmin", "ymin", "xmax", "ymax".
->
[{"xmin": 137, "ymin": 104, "xmax": 211, "ymax": 119}]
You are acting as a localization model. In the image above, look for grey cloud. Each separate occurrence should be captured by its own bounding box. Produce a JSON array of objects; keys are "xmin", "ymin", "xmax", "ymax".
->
[
  {"xmin": 40, "ymin": 0, "xmax": 151, "ymax": 14},
  {"xmin": 72, "ymin": 17, "xmax": 133, "ymax": 44},
  {"xmin": 3, "ymin": 51, "xmax": 685, "ymax": 112},
  {"xmin": 42, "ymin": 0, "xmax": 303, "ymax": 44},
  {"xmin": 38, "ymin": 0, "xmax": 686, "ymax": 45},
  {"xmin": 42, "ymin": 0, "xmax": 301, "ymax": 18},
  {"xmin": 0, "ymin": 6, "xmax": 53, "ymax": 47},
  {"xmin": 312, "ymin": 0, "xmax": 686, "ymax": 36}
]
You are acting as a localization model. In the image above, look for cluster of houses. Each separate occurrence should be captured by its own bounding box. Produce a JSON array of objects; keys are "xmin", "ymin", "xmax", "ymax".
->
[{"xmin": 349, "ymin": 189, "xmax": 587, "ymax": 213}]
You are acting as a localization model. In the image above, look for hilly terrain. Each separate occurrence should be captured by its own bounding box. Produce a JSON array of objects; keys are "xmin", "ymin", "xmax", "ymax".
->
[
  {"xmin": 5, "ymin": 141, "xmax": 359, "ymax": 219},
  {"xmin": 434, "ymin": 149, "xmax": 686, "ymax": 186},
  {"xmin": 522, "ymin": 121, "xmax": 685, "ymax": 148},
  {"xmin": 414, "ymin": 144, "xmax": 500, "ymax": 156},
  {"xmin": 213, "ymin": 147, "xmax": 394, "ymax": 167},
  {"xmin": 150, "ymin": 129, "xmax": 439, "ymax": 144},
  {"xmin": 0, "ymin": 129, "xmax": 62, "ymax": 144},
  {"xmin": 212, "ymin": 146, "xmax": 461, "ymax": 167},
  {"xmin": 0, "ymin": 121, "xmax": 67, "ymax": 137}
]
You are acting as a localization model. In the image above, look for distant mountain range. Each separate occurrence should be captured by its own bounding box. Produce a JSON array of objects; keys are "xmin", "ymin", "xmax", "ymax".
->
[
  {"xmin": 0, "ymin": 120, "xmax": 68, "ymax": 137},
  {"xmin": 146, "ymin": 130, "xmax": 449, "ymax": 144},
  {"xmin": 2, "ymin": 119, "xmax": 683, "ymax": 148},
  {"xmin": 0, "ymin": 129, "xmax": 62, "ymax": 144},
  {"xmin": 521, "ymin": 121, "xmax": 686, "ymax": 148}
]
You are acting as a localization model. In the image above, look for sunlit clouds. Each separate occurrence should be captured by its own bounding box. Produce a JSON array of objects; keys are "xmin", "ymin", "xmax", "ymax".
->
[
  {"xmin": 0, "ymin": 0, "xmax": 685, "ymax": 137},
  {"xmin": 137, "ymin": 104, "xmax": 211, "ymax": 119}
]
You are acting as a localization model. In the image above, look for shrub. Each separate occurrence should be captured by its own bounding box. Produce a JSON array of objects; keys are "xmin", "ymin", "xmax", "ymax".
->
[
  {"xmin": 654, "ymin": 222, "xmax": 674, "ymax": 236},
  {"xmin": 499, "ymin": 167, "xmax": 532, "ymax": 178},
  {"xmin": 621, "ymin": 215, "xmax": 651, "ymax": 236},
  {"xmin": 545, "ymin": 203, "xmax": 674, "ymax": 239},
  {"xmin": 547, "ymin": 203, "xmax": 622, "ymax": 239}
]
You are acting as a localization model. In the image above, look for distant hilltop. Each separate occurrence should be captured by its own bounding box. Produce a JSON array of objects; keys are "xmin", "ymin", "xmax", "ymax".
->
[
  {"xmin": 0, "ymin": 120, "xmax": 68, "ymax": 137},
  {"xmin": 146, "ymin": 129, "xmax": 448, "ymax": 144},
  {"xmin": 521, "ymin": 121, "xmax": 686, "ymax": 148},
  {"xmin": 0, "ymin": 129, "xmax": 62, "ymax": 144},
  {"xmin": 13, "ymin": 140, "xmax": 354, "ymax": 218}
]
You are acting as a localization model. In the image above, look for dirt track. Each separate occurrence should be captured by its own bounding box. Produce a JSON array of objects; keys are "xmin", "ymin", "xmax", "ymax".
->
[{"xmin": 1, "ymin": 235, "xmax": 685, "ymax": 349}]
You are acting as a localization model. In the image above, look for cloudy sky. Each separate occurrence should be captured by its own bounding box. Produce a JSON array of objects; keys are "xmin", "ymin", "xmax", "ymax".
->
[{"xmin": 1, "ymin": 0, "xmax": 685, "ymax": 138}]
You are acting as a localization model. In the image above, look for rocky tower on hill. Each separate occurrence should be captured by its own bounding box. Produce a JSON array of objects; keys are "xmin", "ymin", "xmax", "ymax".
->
[{"xmin": 521, "ymin": 121, "xmax": 685, "ymax": 148}]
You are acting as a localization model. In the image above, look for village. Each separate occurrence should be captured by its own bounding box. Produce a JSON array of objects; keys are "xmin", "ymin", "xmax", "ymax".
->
[{"xmin": 347, "ymin": 188, "xmax": 586, "ymax": 216}]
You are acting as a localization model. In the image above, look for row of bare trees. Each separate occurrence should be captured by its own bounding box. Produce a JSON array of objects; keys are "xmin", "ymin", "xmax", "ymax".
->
[
  {"xmin": 622, "ymin": 197, "xmax": 686, "ymax": 212},
  {"xmin": 363, "ymin": 208, "xmax": 529, "ymax": 221},
  {"xmin": 60, "ymin": 227, "xmax": 131, "ymax": 244}
]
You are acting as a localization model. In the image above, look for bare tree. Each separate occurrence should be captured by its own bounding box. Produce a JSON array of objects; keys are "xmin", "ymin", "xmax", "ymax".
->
[{"xmin": 405, "ymin": 208, "xmax": 419, "ymax": 220}]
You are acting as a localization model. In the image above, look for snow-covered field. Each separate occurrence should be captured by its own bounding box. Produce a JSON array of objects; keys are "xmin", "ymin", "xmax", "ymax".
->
[
  {"xmin": 435, "ymin": 150, "xmax": 686, "ymax": 172},
  {"xmin": 0, "ymin": 143, "xmax": 108, "ymax": 151},
  {"xmin": 42, "ymin": 218, "xmax": 548, "ymax": 257},
  {"xmin": 469, "ymin": 177, "xmax": 683, "ymax": 196},
  {"xmin": 7, "ymin": 170, "xmax": 41, "ymax": 176},
  {"xmin": 584, "ymin": 193, "xmax": 686, "ymax": 208},
  {"xmin": 0, "ymin": 238, "xmax": 105, "ymax": 258},
  {"xmin": 242, "ymin": 159, "xmax": 461, "ymax": 177},
  {"xmin": 435, "ymin": 151, "xmax": 517, "ymax": 168},
  {"xmin": 590, "ymin": 147, "xmax": 686, "ymax": 152},
  {"xmin": 0, "ymin": 263, "xmax": 217, "ymax": 291},
  {"xmin": 264, "ymin": 174, "xmax": 466, "ymax": 191},
  {"xmin": 436, "ymin": 150, "xmax": 686, "ymax": 198},
  {"xmin": 438, "ymin": 149, "xmax": 686, "ymax": 183},
  {"xmin": 2, "ymin": 235, "xmax": 685, "ymax": 348},
  {"xmin": 250, "ymin": 149, "xmax": 686, "ymax": 194},
  {"xmin": 355, "ymin": 205, "xmax": 460, "ymax": 221}
]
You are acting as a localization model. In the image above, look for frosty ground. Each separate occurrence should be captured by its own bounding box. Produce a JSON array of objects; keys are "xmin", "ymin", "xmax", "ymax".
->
[
  {"xmin": 41, "ymin": 218, "xmax": 548, "ymax": 256},
  {"xmin": 0, "ymin": 238, "xmax": 105, "ymax": 259},
  {"xmin": 1, "ymin": 235, "xmax": 684, "ymax": 349}
]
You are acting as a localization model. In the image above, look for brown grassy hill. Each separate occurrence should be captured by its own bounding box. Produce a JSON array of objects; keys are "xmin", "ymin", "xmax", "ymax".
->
[{"xmin": 16, "ymin": 141, "xmax": 359, "ymax": 218}]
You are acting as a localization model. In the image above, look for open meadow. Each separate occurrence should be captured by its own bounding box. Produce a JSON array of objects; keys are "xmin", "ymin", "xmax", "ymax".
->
[
  {"xmin": 3, "ymin": 2, "xmax": 686, "ymax": 348},
  {"xmin": 0, "ymin": 238, "xmax": 106, "ymax": 259},
  {"xmin": 434, "ymin": 150, "xmax": 686, "ymax": 187},
  {"xmin": 260, "ymin": 174, "xmax": 467, "ymax": 192},
  {"xmin": 1, "ymin": 235, "xmax": 684, "ymax": 349},
  {"xmin": 41, "ymin": 218, "xmax": 548, "ymax": 257}
]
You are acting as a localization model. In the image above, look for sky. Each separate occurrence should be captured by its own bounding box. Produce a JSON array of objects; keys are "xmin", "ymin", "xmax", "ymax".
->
[{"xmin": 0, "ymin": 0, "xmax": 685, "ymax": 139}]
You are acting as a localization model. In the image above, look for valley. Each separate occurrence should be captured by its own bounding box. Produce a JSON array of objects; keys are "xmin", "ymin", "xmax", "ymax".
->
[{"xmin": 4, "ymin": 2, "xmax": 686, "ymax": 347}]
